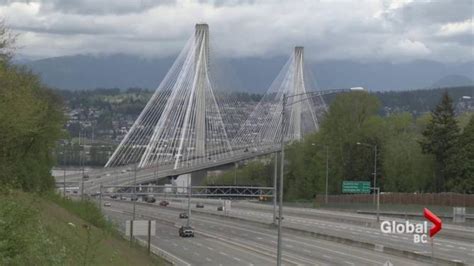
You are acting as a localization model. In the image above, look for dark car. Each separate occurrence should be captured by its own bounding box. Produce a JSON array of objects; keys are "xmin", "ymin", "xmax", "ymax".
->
[
  {"xmin": 217, "ymin": 206, "xmax": 224, "ymax": 211},
  {"xmin": 179, "ymin": 226, "xmax": 194, "ymax": 237},
  {"xmin": 144, "ymin": 195, "xmax": 156, "ymax": 203},
  {"xmin": 179, "ymin": 212, "xmax": 189, "ymax": 219},
  {"xmin": 159, "ymin": 200, "xmax": 169, "ymax": 207},
  {"xmin": 195, "ymin": 203, "xmax": 204, "ymax": 208}
]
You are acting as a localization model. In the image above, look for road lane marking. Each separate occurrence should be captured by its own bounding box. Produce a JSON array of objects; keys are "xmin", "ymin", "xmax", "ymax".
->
[
  {"xmin": 219, "ymin": 251, "xmax": 228, "ymax": 256},
  {"xmin": 233, "ymin": 257, "xmax": 241, "ymax": 261},
  {"xmin": 344, "ymin": 261, "xmax": 355, "ymax": 265},
  {"xmin": 205, "ymin": 257, "xmax": 212, "ymax": 262}
]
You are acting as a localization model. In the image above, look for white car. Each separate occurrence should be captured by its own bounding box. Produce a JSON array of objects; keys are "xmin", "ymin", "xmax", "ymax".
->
[{"xmin": 103, "ymin": 202, "xmax": 111, "ymax": 207}]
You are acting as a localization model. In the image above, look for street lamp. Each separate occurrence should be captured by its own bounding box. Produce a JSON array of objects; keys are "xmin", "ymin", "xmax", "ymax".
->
[
  {"xmin": 277, "ymin": 89, "xmax": 345, "ymax": 266},
  {"xmin": 312, "ymin": 143, "xmax": 329, "ymax": 204},
  {"xmin": 356, "ymin": 142, "xmax": 377, "ymax": 204}
]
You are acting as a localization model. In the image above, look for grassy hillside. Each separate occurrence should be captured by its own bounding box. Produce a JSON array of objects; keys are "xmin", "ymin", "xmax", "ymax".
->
[{"xmin": 0, "ymin": 190, "xmax": 168, "ymax": 265}]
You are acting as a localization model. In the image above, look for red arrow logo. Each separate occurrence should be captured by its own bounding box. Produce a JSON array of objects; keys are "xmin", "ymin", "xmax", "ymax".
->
[{"xmin": 424, "ymin": 208, "xmax": 442, "ymax": 237}]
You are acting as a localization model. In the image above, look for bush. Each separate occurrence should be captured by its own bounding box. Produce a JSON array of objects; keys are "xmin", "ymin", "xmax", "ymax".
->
[
  {"xmin": 0, "ymin": 191, "xmax": 65, "ymax": 265},
  {"xmin": 45, "ymin": 193, "xmax": 113, "ymax": 232}
]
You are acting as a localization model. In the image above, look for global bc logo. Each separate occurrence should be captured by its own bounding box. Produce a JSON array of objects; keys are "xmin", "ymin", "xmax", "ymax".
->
[{"xmin": 380, "ymin": 208, "xmax": 442, "ymax": 243}]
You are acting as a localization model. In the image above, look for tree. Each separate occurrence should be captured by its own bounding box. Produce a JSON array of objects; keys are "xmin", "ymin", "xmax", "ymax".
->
[
  {"xmin": 382, "ymin": 113, "xmax": 435, "ymax": 192},
  {"xmin": 0, "ymin": 23, "xmax": 64, "ymax": 191},
  {"xmin": 420, "ymin": 92, "xmax": 460, "ymax": 192},
  {"xmin": 448, "ymin": 115, "xmax": 474, "ymax": 193},
  {"xmin": 319, "ymin": 91, "xmax": 383, "ymax": 192}
]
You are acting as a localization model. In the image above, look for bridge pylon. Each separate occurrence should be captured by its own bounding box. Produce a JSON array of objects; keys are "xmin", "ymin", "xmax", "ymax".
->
[
  {"xmin": 232, "ymin": 46, "xmax": 324, "ymax": 149},
  {"xmin": 105, "ymin": 23, "xmax": 232, "ymax": 169}
]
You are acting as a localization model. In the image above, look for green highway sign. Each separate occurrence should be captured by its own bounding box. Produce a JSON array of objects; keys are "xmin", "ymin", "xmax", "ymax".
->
[{"xmin": 342, "ymin": 181, "xmax": 371, "ymax": 194}]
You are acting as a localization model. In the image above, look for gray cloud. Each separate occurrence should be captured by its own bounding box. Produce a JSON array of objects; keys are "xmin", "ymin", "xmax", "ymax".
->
[
  {"xmin": 0, "ymin": 0, "xmax": 472, "ymax": 63},
  {"xmin": 384, "ymin": 0, "xmax": 472, "ymax": 25}
]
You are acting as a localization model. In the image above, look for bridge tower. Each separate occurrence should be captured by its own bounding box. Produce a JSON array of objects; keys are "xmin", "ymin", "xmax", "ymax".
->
[
  {"xmin": 231, "ymin": 46, "xmax": 322, "ymax": 149},
  {"xmin": 105, "ymin": 23, "xmax": 232, "ymax": 169},
  {"xmin": 194, "ymin": 23, "xmax": 209, "ymax": 158},
  {"xmin": 291, "ymin": 46, "xmax": 305, "ymax": 140}
]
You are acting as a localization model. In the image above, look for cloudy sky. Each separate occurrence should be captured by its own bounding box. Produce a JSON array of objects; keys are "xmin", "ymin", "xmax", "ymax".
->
[{"xmin": 0, "ymin": 0, "xmax": 472, "ymax": 63}]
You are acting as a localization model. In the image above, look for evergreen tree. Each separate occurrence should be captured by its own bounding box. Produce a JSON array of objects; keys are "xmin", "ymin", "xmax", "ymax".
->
[
  {"xmin": 420, "ymin": 92, "xmax": 460, "ymax": 192},
  {"xmin": 448, "ymin": 115, "xmax": 474, "ymax": 193}
]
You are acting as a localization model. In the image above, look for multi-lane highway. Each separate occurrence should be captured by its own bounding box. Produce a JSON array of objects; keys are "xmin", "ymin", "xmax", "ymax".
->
[
  {"xmin": 103, "ymin": 199, "xmax": 432, "ymax": 265},
  {"xmin": 56, "ymin": 169, "xmax": 474, "ymax": 265}
]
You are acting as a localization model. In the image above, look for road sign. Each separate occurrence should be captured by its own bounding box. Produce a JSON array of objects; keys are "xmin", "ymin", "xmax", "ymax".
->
[
  {"xmin": 342, "ymin": 181, "xmax": 370, "ymax": 194},
  {"xmin": 126, "ymin": 220, "xmax": 156, "ymax": 236}
]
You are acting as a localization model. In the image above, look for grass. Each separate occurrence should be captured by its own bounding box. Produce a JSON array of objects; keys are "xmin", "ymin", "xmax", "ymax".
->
[{"xmin": 0, "ymin": 190, "xmax": 169, "ymax": 266}]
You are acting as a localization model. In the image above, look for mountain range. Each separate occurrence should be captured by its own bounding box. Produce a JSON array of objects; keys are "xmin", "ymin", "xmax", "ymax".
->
[{"xmin": 17, "ymin": 54, "xmax": 474, "ymax": 93}]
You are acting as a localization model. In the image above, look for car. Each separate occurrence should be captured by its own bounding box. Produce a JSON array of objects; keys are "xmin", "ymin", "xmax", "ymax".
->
[
  {"xmin": 159, "ymin": 200, "xmax": 169, "ymax": 207},
  {"xmin": 103, "ymin": 202, "xmax": 111, "ymax": 207},
  {"xmin": 110, "ymin": 194, "xmax": 117, "ymax": 199},
  {"xmin": 144, "ymin": 195, "xmax": 156, "ymax": 203},
  {"xmin": 131, "ymin": 195, "xmax": 138, "ymax": 201},
  {"xmin": 179, "ymin": 212, "xmax": 189, "ymax": 219},
  {"xmin": 196, "ymin": 203, "xmax": 204, "ymax": 208},
  {"xmin": 179, "ymin": 226, "xmax": 194, "ymax": 237},
  {"xmin": 217, "ymin": 206, "xmax": 224, "ymax": 211}
]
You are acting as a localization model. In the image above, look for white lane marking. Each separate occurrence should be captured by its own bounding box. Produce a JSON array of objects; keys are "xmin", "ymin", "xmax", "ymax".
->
[
  {"xmin": 205, "ymin": 258, "xmax": 212, "ymax": 262},
  {"xmin": 195, "ymin": 242, "xmax": 202, "ymax": 247},
  {"xmin": 446, "ymin": 244, "xmax": 454, "ymax": 248},
  {"xmin": 233, "ymin": 257, "xmax": 241, "ymax": 261},
  {"xmin": 323, "ymin": 255, "xmax": 332, "ymax": 260},
  {"xmin": 207, "ymin": 247, "xmax": 214, "ymax": 251},
  {"xmin": 257, "ymin": 237, "xmax": 263, "ymax": 240},
  {"xmin": 172, "ymin": 243, "xmax": 178, "ymax": 247},
  {"xmin": 344, "ymin": 261, "xmax": 355, "ymax": 266},
  {"xmin": 459, "ymin": 247, "xmax": 466, "ymax": 250},
  {"xmin": 219, "ymin": 251, "xmax": 228, "ymax": 256}
]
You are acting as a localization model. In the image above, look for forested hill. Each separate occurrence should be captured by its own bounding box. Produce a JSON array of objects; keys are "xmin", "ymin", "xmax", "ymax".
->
[
  {"xmin": 57, "ymin": 86, "xmax": 473, "ymax": 117},
  {"xmin": 374, "ymin": 86, "xmax": 473, "ymax": 116}
]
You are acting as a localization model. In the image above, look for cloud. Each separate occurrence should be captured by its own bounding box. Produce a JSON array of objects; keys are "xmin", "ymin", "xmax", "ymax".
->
[{"xmin": 0, "ymin": 0, "xmax": 471, "ymax": 63}]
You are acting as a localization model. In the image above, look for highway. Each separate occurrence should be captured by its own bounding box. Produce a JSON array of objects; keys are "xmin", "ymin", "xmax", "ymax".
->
[
  {"xmin": 163, "ymin": 199, "xmax": 474, "ymax": 265},
  {"xmin": 101, "ymin": 199, "xmax": 434, "ymax": 265}
]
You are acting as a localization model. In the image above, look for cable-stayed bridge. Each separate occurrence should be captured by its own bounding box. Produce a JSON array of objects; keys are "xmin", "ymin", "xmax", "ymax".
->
[{"xmin": 60, "ymin": 23, "xmax": 347, "ymax": 191}]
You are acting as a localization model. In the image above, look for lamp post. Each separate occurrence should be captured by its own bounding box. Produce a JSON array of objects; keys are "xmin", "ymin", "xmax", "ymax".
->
[
  {"xmin": 356, "ymin": 142, "xmax": 377, "ymax": 204},
  {"xmin": 312, "ymin": 143, "xmax": 329, "ymax": 204},
  {"xmin": 277, "ymin": 89, "xmax": 347, "ymax": 266}
]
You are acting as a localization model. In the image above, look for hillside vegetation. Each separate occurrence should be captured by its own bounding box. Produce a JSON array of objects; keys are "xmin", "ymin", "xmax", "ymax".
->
[{"xmin": 0, "ymin": 190, "xmax": 167, "ymax": 265}]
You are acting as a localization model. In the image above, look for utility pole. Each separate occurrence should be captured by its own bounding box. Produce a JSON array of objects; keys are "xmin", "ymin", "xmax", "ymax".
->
[
  {"xmin": 234, "ymin": 162, "xmax": 238, "ymax": 185},
  {"xmin": 80, "ymin": 131, "xmax": 85, "ymax": 201},
  {"xmin": 273, "ymin": 152, "xmax": 278, "ymax": 225},
  {"xmin": 187, "ymin": 175, "xmax": 192, "ymax": 226},
  {"xmin": 325, "ymin": 146, "xmax": 329, "ymax": 204},
  {"xmin": 356, "ymin": 142, "xmax": 378, "ymax": 204},
  {"xmin": 132, "ymin": 164, "xmax": 137, "ymax": 220},
  {"xmin": 63, "ymin": 143, "xmax": 67, "ymax": 197},
  {"xmin": 373, "ymin": 145, "xmax": 378, "ymax": 205},
  {"xmin": 277, "ymin": 94, "xmax": 287, "ymax": 266}
]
